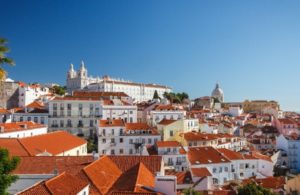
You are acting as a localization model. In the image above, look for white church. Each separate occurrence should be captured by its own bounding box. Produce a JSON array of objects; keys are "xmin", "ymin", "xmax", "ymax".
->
[{"xmin": 66, "ymin": 61, "xmax": 172, "ymax": 102}]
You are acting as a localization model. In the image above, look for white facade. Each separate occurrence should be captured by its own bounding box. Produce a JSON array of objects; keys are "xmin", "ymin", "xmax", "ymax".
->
[
  {"xmin": 0, "ymin": 124, "xmax": 47, "ymax": 138},
  {"xmin": 97, "ymin": 121, "xmax": 161, "ymax": 155},
  {"xmin": 48, "ymin": 98, "xmax": 137, "ymax": 137},
  {"xmin": 66, "ymin": 62, "xmax": 172, "ymax": 102},
  {"xmin": 18, "ymin": 85, "xmax": 49, "ymax": 108},
  {"xmin": 157, "ymin": 145, "xmax": 187, "ymax": 172},
  {"xmin": 150, "ymin": 109, "xmax": 186, "ymax": 126}
]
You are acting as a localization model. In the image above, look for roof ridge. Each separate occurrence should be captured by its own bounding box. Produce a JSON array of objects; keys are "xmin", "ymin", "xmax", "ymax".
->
[
  {"xmin": 134, "ymin": 162, "xmax": 154, "ymax": 192},
  {"xmin": 16, "ymin": 138, "xmax": 32, "ymax": 156}
]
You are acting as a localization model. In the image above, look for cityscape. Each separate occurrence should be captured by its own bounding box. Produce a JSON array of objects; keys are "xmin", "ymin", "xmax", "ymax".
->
[{"xmin": 1, "ymin": 1, "xmax": 300, "ymax": 195}]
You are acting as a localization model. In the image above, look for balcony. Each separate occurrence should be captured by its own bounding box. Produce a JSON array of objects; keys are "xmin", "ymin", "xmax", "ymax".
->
[
  {"xmin": 77, "ymin": 124, "xmax": 84, "ymax": 128},
  {"xmin": 167, "ymin": 162, "xmax": 174, "ymax": 166},
  {"xmin": 51, "ymin": 124, "xmax": 59, "ymax": 128},
  {"xmin": 66, "ymin": 124, "xmax": 73, "ymax": 128},
  {"xmin": 176, "ymin": 161, "xmax": 182, "ymax": 165}
]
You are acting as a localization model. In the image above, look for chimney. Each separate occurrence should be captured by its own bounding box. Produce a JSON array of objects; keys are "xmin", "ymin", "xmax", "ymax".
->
[
  {"xmin": 155, "ymin": 175, "xmax": 177, "ymax": 195},
  {"xmin": 0, "ymin": 126, "xmax": 4, "ymax": 133}
]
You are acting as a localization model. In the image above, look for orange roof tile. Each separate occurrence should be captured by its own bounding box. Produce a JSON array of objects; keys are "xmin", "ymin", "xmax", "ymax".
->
[
  {"xmin": 191, "ymin": 168, "xmax": 212, "ymax": 177},
  {"xmin": 156, "ymin": 141, "xmax": 181, "ymax": 148},
  {"xmin": 188, "ymin": 147, "xmax": 230, "ymax": 165},
  {"xmin": 84, "ymin": 156, "xmax": 122, "ymax": 194},
  {"xmin": 125, "ymin": 123, "xmax": 151, "ymax": 131},
  {"xmin": 0, "ymin": 121, "xmax": 46, "ymax": 134},
  {"xmin": 99, "ymin": 119, "xmax": 125, "ymax": 127},
  {"xmin": 0, "ymin": 108, "xmax": 10, "ymax": 114},
  {"xmin": 157, "ymin": 119, "xmax": 176, "ymax": 125},
  {"xmin": 0, "ymin": 139, "xmax": 30, "ymax": 156},
  {"xmin": 19, "ymin": 131, "xmax": 87, "ymax": 156}
]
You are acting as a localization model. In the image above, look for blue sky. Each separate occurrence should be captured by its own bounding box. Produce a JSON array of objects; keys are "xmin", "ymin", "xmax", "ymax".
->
[{"xmin": 1, "ymin": 0, "xmax": 300, "ymax": 111}]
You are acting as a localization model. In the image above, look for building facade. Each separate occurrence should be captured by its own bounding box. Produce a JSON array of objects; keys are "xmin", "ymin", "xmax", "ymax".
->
[{"xmin": 66, "ymin": 62, "xmax": 172, "ymax": 102}]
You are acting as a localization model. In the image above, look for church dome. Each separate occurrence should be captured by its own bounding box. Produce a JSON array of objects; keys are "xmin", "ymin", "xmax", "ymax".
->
[{"xmin": 211, "ymin": 83, "xmax": 224, "ymax": 102}]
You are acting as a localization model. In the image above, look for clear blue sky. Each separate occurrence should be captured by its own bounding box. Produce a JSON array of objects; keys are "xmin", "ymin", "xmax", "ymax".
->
[{"xmin": 1, "ymin": 0, "xmax": 300, "ymax": 111}]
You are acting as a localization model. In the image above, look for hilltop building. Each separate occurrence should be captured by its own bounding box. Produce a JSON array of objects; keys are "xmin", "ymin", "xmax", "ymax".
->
[{"xmin": 66, "ymin": 61, "xmax": 172, "ymax": 102}]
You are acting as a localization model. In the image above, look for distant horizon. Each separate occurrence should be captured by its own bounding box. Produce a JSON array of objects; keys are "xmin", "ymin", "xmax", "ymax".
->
[{"xmin": 2, "ymin": 0, "xmax": 300, "ymax": 111}]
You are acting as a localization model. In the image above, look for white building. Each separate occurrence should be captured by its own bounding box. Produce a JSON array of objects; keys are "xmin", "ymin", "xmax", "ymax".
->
[
  {"xmin": 150, "ymin": 104, "xmax": 186, "ymax": 126},
  {"xmin": 12, "ymin": 101, "xmax": 49, "ymax": 125},
  {"xmin": 48, "ymin": 93, "xmax": 137, "ymax": 137},
  {"xmin": 97, "ymin": 119, "xmax": 161, "ymax": 155},
  {"xmin": 276, "ymin": 134, "xmax": 300, "ymax": 173},
  {"xmin": 18, "ymin": 84, "xmax": 50, "ymax": 108},
  {"xmin": 187, "ymin": 147, "xmax": 273, "ymax": 188},
  {"xmin": 66, "ymin": 62, "xmax": 172, "ymax": 102},
  {"xmin": 0, "ymin": 121, "xmax": 47, "ymax": 138},
  {"xmin": 156, "ymin": 141, "xmax": 188, "ymax": 172}
]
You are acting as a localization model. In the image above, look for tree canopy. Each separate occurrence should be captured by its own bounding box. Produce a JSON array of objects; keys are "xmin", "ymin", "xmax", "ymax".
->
[
  {"xmin": 0, "ymin": 148, "xmax": 20, "ymax": 195},
  {"xmin": 153, "ymin": 90, "xmax": 160, "ymax": 99},
  {"xmin": 163, "ymin": 92, "xmax": 189, "ymax": 103},
  {"xmin": 238, "ymin": 183, "xmax": 274, "ymax": 195},
  {"xmin": 51, "ymin": 85, "xmax": 66, "ymax": 96},
  {"xmin": 0, "ymin": 38, "xmax": 15, "ymax": 81}
]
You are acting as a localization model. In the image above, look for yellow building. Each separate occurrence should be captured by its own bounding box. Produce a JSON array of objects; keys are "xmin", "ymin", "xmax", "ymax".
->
[
  {"xmin": 243, "ymin": 100, "xmax": 279, "ymax": 113},
  {"xmin": 157, "ymin": 118, "xmax": 199, "ymax": 141}
]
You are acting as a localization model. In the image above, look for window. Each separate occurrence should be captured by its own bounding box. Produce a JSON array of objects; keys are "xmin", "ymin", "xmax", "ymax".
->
[
  {"xmin": 245, "ymin": 163, "xmax": 249, "ymax": 169},
  {"xmin": 213, "ymin": 178, "xmax": 218, "ymax": 184},
  {"xmin": 120, "ymin": 149, "xmax": 124, "ymax": 154},
  {"xmin": 28, "ymin": 117, "xmax": 31, "ymax": 121},
  {"xmin": 112, "ymin": 129, "xmax": 114, "ymax": 135},
  {"xmin": 102, "ymin": 129, "xmax": 106, "ymax": 136},
  {"xmin": 129, "ymin": 149, "xmax": 133, "ymax": 154},
  {"xmin": 67, "ymin": 103, "xmax": 72, "ymax": 110},
  {"xmin": 213, "ymin": 168, "xmax": 217, "ymax": 173},
  {"xmin": 120, "ymin": 138, "xmax": 123, "ymax": 143},
  {"xmin": 219, "ymin": 167, "xmax": 223, "ymax": 173},
  {"xmin": 34, "ymin": 117, "xmax": 38, "ymax": 123},
  {"xmin": 20, "ymin": 117, "xmax": 23, "ymax": 122},
  {"xmin": 102, "ymin": 150, "xmax": 106, "ymax": 154},
  {"xmin": 102, "ymin": 139, "xmax": 106, "ymax": 143},
  {"xmin": 240, "ymin": 173, "xmax": 244, "ymax": 177},
  {"xmin": 148, "ymin": 138, "xmax": 152, "ymax": 144},
  {"xmin": 129, "ymin": 139, "xmax": 133, "ymax": 144},
  {"xmin": 90, "ymin": 120, "xmax": 93, "ymax": 127},
  {"xmin": 224, "ymin": 167, "xmax": 228, "ymax": 172},
  {"xmin": 170, "ymin": 130, "xmax": 174, "ymax": 137},
  {"xmin": 111, "ymin": 138, "xmax": 115, "ymax": 144},
  {"xmin": 111, "ymin": 150, "xmax": 115, "ymax": 155},
  {"xmin": 120, "ymin": 128, "xmax": 123, "ymax": 135}
]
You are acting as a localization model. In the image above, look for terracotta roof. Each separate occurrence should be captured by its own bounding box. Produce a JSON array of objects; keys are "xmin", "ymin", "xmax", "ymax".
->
[
  {"xmin": 157, "ymin": 119, "xmax": 176, "ymax": 125},
  {"xmin": 46, "ymin": 172, "xmax": 88, "ymax": 194},
  {"xmin": 183, "ymin": 132, "xmax": 219, "ymax": 141},
  {"xmin": 156, "ymin": 141, "xmax": 181, "ymax": 148},
  {"xmin": 108, "ymin": 155, "xmax": 162, "ymax": 174},
  {"xmin": 13, "ymin": 156, "xmax": 93, "ymax": 175},
  {"xmin": 19, "ymin": 131, "xmax": 87, "ymax": 156},
  {"xmin": 99, "ymin": 119, "xmax": 125, "ymax": 127},
  {"xmin": 0, "ymin": 139, "xmax": 30, "ymax": 156},
  {"xmin": 19, "ymin": 172, "xmax": 88, "ymax": 195},
  {"xmin": 217, "ymin": 148, "xmax": 244, "ymax": 160},
  {"xmin": 26, "ymin": 101, "xmax": 44, "ymax": 109},
  {"xmin": 242, "ymin": 176, "xmax": 285, "ymax": 189},
  {"xmin": 188, "ymin": 147, "xmax": 230, "ymax": 165},
  {"xmin": 165, "ymin": 170, "xmax": 192, "ymax": 184},
  {"xmin": 0, "ymin": 108, "xmax": 10, "ymax": 114},
  {"xmin": 125, "ymin": 123, "xmax": 151, "ymax": 131},
  {"xmin": 191, "ymin": 168, "xmax": 212, "ymax": 177},
  {"xmin": 278, "ymin": 118, "xmax": 297, "ymax": 125},
  {"xmin": 0, "ymin": 121, "xmax": 46, "ymax": 134}
]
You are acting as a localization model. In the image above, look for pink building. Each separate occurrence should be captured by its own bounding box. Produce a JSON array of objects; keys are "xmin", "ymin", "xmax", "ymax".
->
[{"xmin": 273, "ymin": 118, "xmax": 299, "ymax": 136}]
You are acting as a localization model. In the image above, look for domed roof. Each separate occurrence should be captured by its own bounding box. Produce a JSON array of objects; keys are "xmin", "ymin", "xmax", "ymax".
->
[{"xmin": 211, "ymin": 83, "xmax": 224, "ymax": 97}]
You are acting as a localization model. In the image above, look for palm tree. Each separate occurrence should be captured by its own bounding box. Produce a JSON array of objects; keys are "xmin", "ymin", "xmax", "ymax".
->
[{"xmin": 0, "ymin": 38, "xmax": 15, "ymax": 80}]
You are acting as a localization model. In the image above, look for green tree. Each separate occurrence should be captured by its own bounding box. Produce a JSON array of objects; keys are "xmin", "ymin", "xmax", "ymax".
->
[
  {"xmin": 0, "ymin": 148, "xmax": 20, "ymax": 195},
  {"xmin": 238, "ymin": 183, "xmax": 274, "ymax": 195},
  {"xmin": 51, "ymin": 85, "xmax": 66, "ymax": 96},
  {"xmin": 163, "ymin": 92, "xmax": 189, "ymax": 103},
  {"xmin": 87, "ymin": 139, "xmax": 97, "ymax": 153},
  {"xmin": 153, "ymin": 90, "xmax": 160, "ymax": 99},
  {"xmin": 183, "ymin": 188, "xmax": 202, "ymax": 195},
  {"xmin": 0, "ymin": 38, "xmax": 15, "ymax": 81}
]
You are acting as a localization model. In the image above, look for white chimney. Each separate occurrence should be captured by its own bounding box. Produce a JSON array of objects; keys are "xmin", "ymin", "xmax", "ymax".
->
[{"xmin": 0, "ymin": 126, "xmax": 4, "ymax": 133}]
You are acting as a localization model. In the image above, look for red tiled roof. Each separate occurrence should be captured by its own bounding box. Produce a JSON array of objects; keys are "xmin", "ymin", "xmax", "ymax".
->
[
  {"xmin": 188, "ymin": 147, "xmax": 230, "ymax": 165},
  {"xmin": 26, "ymin": 101, "xmax": 44, "ymax": 109},
  {"xmin": 156, "ymin": 141, "xmax": 181, "ymax": 148},
  {"xmin": 125, "ymin": 123, "xmax": 150, "ymax": 131},
  {"xmin": 217, "ymin": 148, "xmax": 244, "ymax": 160},
  {"xmin": 0, "ymin": 108, "xmax": 10, "ymax": 114},
  {"xmin": 0, "ymin": 121, "xmax": 46, "ymax": 134},
  {"xmin": 19, "ymin": 172, "xmax": 89, "ymax": 195},
  {"xmin": 242, "ymin": 176, "xmax": 285, "ymax": 189},
  {"xmin": 157, "ymin": 119, "xmax": 176, "ymax": 125},
  {"xmin": 99, "ymin": 119, "xmax": 125, "ymax": 127},
  {"xmin": 13, "ymin": 156, "xmax": 93, "ymax": 175},
  {"xmin": 183, "ymin": 132, "xmax": 219, "ymax": 141},
  {"xmin": 108, "ymin": 155, "xmax": 162, "ymax": 174},
  {"xmin": 154, "ymin": 104, "xmax": 183, "ymax": 111},
  {"xmin": 0, "ymin": 139, "xmax": 30, "ymax": 156},
  {"xmin": 84, "ymin": 156, "xmax": 122, "ymax": 194},
  {"xmin": 191, "ymin": 168, "xmax": 212, "ymax": 177},
  {"xmin": 19, "ymin": 131, "xmax": 87, "ymax": 156},
  {"xmin": 165, "ymin": 170, "xmax": 192, "ymax": 185},
  {"xmin": 278, "ymin": 118, "xmax": 297, "ymax": 125}
]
